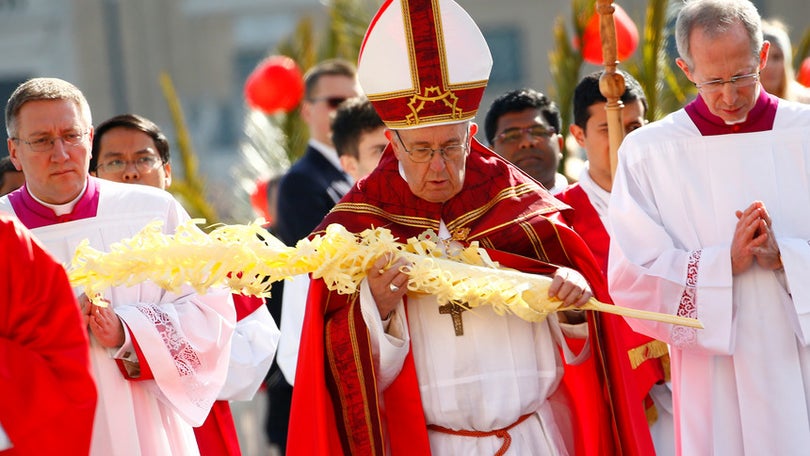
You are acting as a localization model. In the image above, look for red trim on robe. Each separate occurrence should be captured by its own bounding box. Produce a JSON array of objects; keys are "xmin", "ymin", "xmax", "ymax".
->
[{"xmin": 117, "ymin": 329, "xmax": 155, "ymax": 381}]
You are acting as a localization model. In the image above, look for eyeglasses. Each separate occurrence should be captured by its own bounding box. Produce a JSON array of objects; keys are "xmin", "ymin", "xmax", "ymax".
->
[
  {"xmin": 309, "ymin": 96, "xmax": 347, "ymax": 109},
  {"xmin": 694, "ymin": 71, "xmax": 759, "ymax": 94},
  {"xmin": 11, "ymin": 130, "xmax": 88, "ymax": 152},
  {"xmin": 394, "ymin": 130, "xmax": 468, "ymax": 163},
  {"xmin": 495, "ymin": 125, "xmax": 557, "ymax": 144},
  {"xmin": 96, "ymin": 155, "xmax": 164, "ymax": 174}
]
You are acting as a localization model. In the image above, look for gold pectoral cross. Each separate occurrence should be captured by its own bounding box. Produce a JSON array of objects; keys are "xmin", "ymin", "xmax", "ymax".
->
[{"xmin": 438, "ymin": 303, "xmax": 468, "ymax": 336}]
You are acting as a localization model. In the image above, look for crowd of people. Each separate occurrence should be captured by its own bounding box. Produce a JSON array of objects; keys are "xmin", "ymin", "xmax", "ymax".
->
[{"xmin": 3, "ymin": 0, "xmax": 810, "ymax": 455}]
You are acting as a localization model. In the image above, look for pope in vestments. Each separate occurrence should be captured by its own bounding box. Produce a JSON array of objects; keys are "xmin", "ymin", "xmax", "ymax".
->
[
  {"xmin": 287, "ymin": 1, "xmax": 610, "ymax": 454},
  {"xmin": 608, "ymin": 1, "xmax": 810, "ymax": 454}
]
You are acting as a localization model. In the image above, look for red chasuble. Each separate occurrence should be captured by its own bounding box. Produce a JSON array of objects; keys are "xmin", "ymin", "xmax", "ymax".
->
[
  {"xmin": 0, "ymin": 216, "xmax": 97, "ymax": 455},
  {"xmin": 557, "ymin": 184, "xmax": 668, "ymax": 456},
  {"xmin": 287, "ymin": 140, "xmax": 614, "ymax": 455}
]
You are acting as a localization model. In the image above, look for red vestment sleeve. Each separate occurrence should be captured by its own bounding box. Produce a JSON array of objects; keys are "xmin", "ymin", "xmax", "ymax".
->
[{"xmin": 0, "ymin": 217, "xmax": 97, "ymax": 456}]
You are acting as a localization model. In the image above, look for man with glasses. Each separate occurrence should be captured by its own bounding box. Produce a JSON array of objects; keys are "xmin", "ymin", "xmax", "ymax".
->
[
  {"xmin": 288, "ymin": 1, "xmax": 608, "ymax": 454},
  {"xmin": 484, "ymin": 88, "xmax": 569, "ymax": 193},
  {"xmin": 608, "ymin": 0, "xmax": 810, "ymax": 454},
  {"xmin": 90, "ymin": 114, "xmax": 172, "ymax": 189},
  {"xmin": 90, "ymin": 113, "xmax": 280, "ymax": 456},
  {"xmin": 0, "ymin": 77, "xmax": 235, "ymax": 455},
  {"xmin": 268, "ymin": 57, "xmax": 360, "ymax": 454}
]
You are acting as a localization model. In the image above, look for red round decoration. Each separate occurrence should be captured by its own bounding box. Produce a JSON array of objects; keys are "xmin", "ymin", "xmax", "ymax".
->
[
  {"xmin": 579, "ymin": 4, "xmax": 640, "ymax": 65},
  {"xmin": 244, "ymin": 55, "xmax": 304, "ymax": 114},
  {"xmin": 797, "ymin": 57, "xmax": 810, "ymax": 88}
]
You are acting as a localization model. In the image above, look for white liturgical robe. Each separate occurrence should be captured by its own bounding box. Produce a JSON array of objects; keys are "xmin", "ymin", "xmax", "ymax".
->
[
  {"xmin": 608, "ymin": 101, "xmax": 810, "ymax": 455},
  {"xmin": 0, "ymin": 178, "xmax": 235, "ymax": 456}
]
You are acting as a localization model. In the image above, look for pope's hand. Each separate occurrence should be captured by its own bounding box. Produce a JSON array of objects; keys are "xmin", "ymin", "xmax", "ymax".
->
[
  {"xmin": 548, "ymin": 267, "xmax": 592, "ymax": 308},
  {"xmin": 367, "ymin": 254, "xmax": 410, "ymax": 319}
]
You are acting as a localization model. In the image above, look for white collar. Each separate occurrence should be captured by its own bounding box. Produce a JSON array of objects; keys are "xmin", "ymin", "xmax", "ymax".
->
[{"xmin": 27, "ymin": 179, "xmax": 88, "ymax": 216}]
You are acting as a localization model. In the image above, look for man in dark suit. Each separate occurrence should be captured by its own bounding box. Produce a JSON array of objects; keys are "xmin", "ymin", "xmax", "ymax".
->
[
  {"xmin": 265, "ymin": 58, "xmax": 360, "ymax": 454},
  {"xmin": 274, "ymin": 59, "xmax": 359, "ymax": 245}
]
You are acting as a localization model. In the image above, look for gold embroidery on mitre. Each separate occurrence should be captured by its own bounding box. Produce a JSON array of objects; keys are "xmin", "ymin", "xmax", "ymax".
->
[{"xmin": 405, "ymin": 86, "xmax": 462, "ymax": 126}]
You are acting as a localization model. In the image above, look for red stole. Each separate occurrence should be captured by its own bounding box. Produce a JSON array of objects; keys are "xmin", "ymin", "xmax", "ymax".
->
[
  {"xmin": 557, "ymin": 183, "xmax": 667, "ymax": 456},
  {"xmin": 288, "ymin": 140, "xmax": 610, "ymax": 455}
]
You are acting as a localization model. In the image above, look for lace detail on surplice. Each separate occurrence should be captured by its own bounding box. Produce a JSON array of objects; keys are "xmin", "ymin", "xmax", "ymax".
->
[
  {"xmin": 672, "ymin": 249, "xmax": 701, "ymax": 347},
  {"xmin": 137, "ymin": 304, "xmax": 202, "ymax": 376}
]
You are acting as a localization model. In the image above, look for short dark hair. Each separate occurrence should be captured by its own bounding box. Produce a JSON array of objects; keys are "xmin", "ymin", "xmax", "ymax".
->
[
  {"xmin": 303, "ymin": 58, "xmax": 357, "ymax": 100},
  {"xmin": 90, "ymin": 114, "xmax": 170, "ymax": 172},
  {"xmin": 484, "ymin": 89, "xmax": 561, "ymax": 145},
  {"xmin": 572, "ymin": 70, "xmax": 648, "ymax": 129},
  {"xmin": 331, "ymin": 96, "xmax": 384, "ymax": 158}
]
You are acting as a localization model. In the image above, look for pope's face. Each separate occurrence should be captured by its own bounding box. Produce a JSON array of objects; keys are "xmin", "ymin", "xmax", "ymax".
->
[
  {"xmin": 8, "ymin": 99, "xmax": 92, "ymax": 204},
  {"xmin": 677, "ymin": 20, "xmax": 768, "ymax": 125},
  {"xmin": 389, "ymin": 122, "xmax": 474, "ymax": 203}
]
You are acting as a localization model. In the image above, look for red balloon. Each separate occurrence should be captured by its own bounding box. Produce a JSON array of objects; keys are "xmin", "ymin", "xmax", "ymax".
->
[
  {"xmin": 579, "ymin": 4, "xmax": 639, "ymax": 65},
  {"xmin": 244, "ymin": 55, "xmax": 304, "ymax": 114},
  {"xmin": 798, "ymin": 57, "xmax": 810, "ymax": 88}
]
